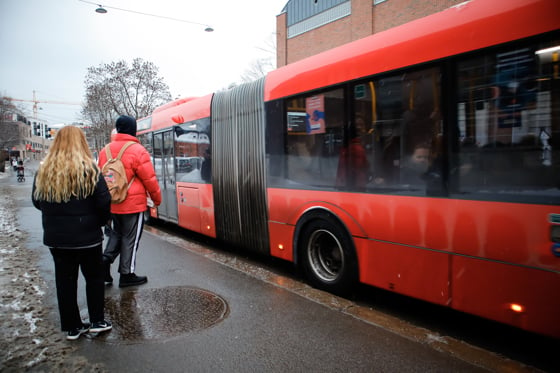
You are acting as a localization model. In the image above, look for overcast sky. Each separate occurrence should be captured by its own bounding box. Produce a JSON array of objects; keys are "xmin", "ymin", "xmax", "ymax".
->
[{"xmin": 0, "ymin": 0, "xmax": 287, "ymax": 125}]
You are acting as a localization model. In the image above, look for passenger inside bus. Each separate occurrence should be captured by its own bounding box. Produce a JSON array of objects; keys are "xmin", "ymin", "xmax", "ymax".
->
[
  {"xmin": 400, "ymin": 142, "xmax": 431, "ymax": 185},
  {"xmin": 336, "ymin": 117, "xmax": 370, "ymax": 190}
]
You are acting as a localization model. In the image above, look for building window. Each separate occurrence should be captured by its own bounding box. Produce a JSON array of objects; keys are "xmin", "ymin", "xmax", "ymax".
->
[{"xmin": 288, "ymin": 1, "xmax": 351, "ymax": 38}]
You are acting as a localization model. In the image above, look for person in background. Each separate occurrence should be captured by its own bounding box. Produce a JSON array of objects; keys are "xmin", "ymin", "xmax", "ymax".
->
[
  {"xmin": 16, "ymin": 160, "xmax": 24, "ymax": 178},
  {"xmin": 400, "ymin": 142, "xmax": 431, "ymax": 185},
  {"xmin": 32, "ymin": 126, "xmax": 112, "ymax": 340},
  {"xmin": 336, "ymin": 118, "xmax": 370, "ymax": 190},
  {"xmin": 98, "ymin": 115, "xmax": 161, "ymax": 288}
]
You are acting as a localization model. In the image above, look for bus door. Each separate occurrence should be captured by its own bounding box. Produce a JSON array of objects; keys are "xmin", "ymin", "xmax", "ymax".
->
[{"xmin": 153, "ymin": 129, "xmax": 178, "ymax": 223}]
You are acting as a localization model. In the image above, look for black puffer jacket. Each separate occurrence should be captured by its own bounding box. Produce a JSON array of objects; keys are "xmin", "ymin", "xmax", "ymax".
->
[{"xmin": 32, "ymin": 172, "xmax": 111, "ymax": 248}]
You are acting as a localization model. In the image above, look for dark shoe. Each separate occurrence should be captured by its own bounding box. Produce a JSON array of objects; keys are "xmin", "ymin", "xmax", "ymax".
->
[
  {"xmin": 104, "ymin": 262, "xmax": 113, "ymax": 285},
  {"xmin": 119, "ymin": 273, "xmax": 148, "ymax": 288},
  {"xmin": 67, "ymin": 324, "xmax": 90, "ymax": 340},
  {"xmin": 90, "ymin": 320, "xmax": 112, "ymax": 333}
]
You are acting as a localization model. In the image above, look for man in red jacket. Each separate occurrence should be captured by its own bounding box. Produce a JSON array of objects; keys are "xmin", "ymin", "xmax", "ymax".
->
[{"xmin": 98, "ymin": 115, "xmax": 162, "ymax": 287}]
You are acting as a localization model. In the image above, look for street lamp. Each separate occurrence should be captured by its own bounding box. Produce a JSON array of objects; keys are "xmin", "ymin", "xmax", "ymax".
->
[{"xmin": 79, "ymin": 1, "xmax": 214, "ymax": 32}]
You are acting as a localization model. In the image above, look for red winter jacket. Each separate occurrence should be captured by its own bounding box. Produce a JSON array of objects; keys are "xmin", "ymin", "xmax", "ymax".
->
[{"xmin": 98, "ymin": 133, "xmax": 162, "ymax": 214}]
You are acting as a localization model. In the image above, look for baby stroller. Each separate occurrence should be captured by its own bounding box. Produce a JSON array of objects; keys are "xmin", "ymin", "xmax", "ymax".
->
[{"xmin": 16, "ymin": 162, "xmax": 25, "ymax": 182}]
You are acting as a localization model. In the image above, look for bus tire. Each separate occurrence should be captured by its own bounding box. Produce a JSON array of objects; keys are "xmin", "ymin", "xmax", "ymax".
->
[{"xmin": 298, "ymin": 214, "xmax": 358, "ymax": 296}]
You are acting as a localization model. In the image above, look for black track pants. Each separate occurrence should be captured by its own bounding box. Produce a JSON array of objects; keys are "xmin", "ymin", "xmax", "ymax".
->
[{"xmin": 103, "ymin": 212, "xmax": 144, "ymax": 275}]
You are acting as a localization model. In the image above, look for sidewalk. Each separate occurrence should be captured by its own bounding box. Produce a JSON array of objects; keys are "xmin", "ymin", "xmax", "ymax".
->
[{"xmin": 0, "ymin": 172, "xmax": 101, "ymax": 371}]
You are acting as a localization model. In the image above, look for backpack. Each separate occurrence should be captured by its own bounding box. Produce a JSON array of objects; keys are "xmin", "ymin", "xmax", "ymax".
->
[{"xmin": 102, "ymin": 141, "xmax": 136, "ymax": 204}]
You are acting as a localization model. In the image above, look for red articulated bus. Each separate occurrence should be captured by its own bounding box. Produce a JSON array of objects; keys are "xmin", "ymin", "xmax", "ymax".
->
[{"xmin": 138, "ymin": 0, "xmax": 560, "ymax": 338}]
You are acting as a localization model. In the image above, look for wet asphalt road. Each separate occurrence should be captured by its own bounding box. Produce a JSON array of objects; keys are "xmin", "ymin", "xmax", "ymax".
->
[{"xmin": 7, "ymin": 164, "xmax": 552, "ymax": 372}]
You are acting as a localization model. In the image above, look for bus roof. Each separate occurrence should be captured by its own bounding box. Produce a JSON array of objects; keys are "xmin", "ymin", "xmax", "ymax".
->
[
  {"xmin": 148, "ymin": 93, "xmax": 213, "ymax": 132},
  {"xmin": 264, "ymin": 0, "xmax": 559, "ymax": 101}
]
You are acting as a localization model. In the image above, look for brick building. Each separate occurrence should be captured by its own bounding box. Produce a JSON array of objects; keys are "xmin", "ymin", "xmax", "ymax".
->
[{"xmin": 276, "ymin": 0, "xmax": 464, "ymax": 67}]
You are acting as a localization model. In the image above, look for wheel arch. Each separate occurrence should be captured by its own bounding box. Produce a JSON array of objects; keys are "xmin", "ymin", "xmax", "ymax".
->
[
  {"xmin": 292, "ymin": 206, "xmax": 358, "ymax": 269},
  {"xmin": 293, "ymin": 206, "xmax": 361, "ymax": 295}
]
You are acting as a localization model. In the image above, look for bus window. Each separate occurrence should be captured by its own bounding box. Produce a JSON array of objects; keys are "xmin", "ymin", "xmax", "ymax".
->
[
  {"xmin": 163, "ymin": 130, "xmax": 175, "ymax": 186},
  {"xmin": 351, "ymin": 67, "xmax": 443, "ymax": 194},
  {"xmin": 285, "ymin": 88, "xmax": 344, "ymax": 188},
  {"xmin": 138, "ymin": 133, "xmax": 153, "ymax": 161},
  {"xmin": 174, "ymin": 118, "xmax": 211, "ymax": 183},
  {"xmin": 153, "ymin": 133, "xmax": 164, "ymax": 187},
  {"xmin": 453, "ymin": 38, "xmax": 560, "ymax": 202}
]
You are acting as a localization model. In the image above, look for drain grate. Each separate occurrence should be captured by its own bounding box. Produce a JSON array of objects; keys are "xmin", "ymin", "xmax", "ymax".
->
[{"xmin": 99, "ymin": 286, "xmax": 228, "ymax": 343}]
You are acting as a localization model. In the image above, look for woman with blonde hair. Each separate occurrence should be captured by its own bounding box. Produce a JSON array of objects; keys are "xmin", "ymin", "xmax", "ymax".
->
[{"xmin": 32, "ymin": 125, "xmax": 113, "ymax": 340}]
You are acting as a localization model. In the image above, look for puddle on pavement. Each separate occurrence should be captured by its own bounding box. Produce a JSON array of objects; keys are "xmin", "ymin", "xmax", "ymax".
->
[{"xmin": 93, "ymin": 286, "xmax": 228, "ymax": 344}]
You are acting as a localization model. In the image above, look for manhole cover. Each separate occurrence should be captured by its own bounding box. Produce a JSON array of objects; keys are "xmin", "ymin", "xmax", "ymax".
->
[{"xmin": 97, "ymin": 286, "xmax": 228, "ymax": 343}]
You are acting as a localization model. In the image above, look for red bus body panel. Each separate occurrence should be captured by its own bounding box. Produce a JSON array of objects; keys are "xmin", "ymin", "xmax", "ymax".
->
[
  {"xmin": 267, "ymin": 188, "xmax": 560, "ymax": 337},
  {"xmin": 148, "ymin": 94, "xmax": 216, "ymax": 237},
  {"xmin": 264, "ymin": 0, "xmax": 559, "ymax": 337},
  {"xmin": 265, "ymin": 0, "xmax": 559, "ymax": 101},
  {"xmin": 140, "ymin": 0, "xmax": 560, "ymax": 337},
  {"xmin": 150, "ymin": 94, "xmax": 212, "ymax": 132},
  {"xmin": 177, "ymin": 183, "xmax": 216, "ymax": 238}
]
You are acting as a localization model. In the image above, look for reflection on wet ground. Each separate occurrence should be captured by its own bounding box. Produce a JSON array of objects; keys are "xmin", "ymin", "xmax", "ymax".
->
[{"xmin": 96, "ymin": 286, "xmax": 228, "ymax": 344}]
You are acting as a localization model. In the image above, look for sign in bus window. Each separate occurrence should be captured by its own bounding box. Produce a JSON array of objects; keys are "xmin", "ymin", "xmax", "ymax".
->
[
  {"xmin": 305, "ymin": 95, "xmax": 326, "ymax": 134},
  {"xmin": 287, "ymin": 112, "xmax": 306, "ymax": 132}
]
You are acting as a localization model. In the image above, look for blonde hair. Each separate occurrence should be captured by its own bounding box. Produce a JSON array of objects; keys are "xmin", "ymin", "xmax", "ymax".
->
[{"xmin": 34, "ymin": 126, "xmax": 99, "ymax": 203}]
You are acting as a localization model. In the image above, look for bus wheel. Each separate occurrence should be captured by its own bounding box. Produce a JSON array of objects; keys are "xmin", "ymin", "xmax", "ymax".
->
[{"xmin": 299, "ymin": 216, "xmax": 358, "ymax": 296}]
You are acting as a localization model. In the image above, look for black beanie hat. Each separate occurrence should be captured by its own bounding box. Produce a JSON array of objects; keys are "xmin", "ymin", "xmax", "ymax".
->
[{"xmin": 115, "ymin": 115, "xmax": 137, "ymax": 136}]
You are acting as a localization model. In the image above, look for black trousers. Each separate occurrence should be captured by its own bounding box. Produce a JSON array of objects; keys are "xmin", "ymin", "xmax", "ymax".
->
[
  {"xmin": 103, "ymin": 212, "xmax": 144, "ymax": 275},
  {"xmin": 49, "ymin": 245, "xmax": 105, "ymax": 331}
]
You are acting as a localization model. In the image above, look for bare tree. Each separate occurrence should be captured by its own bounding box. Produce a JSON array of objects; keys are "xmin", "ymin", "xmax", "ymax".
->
[
  {"xmin": 240, "ymin": 33, "xmax": 277, "ymax": 83},
  {"xmin": 82, "ymin": 58, "xmax": 172, "ymax": 145},
  {"xmin": 240, "ymin": 57, "xmax": 275, "ymax": 83}
]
